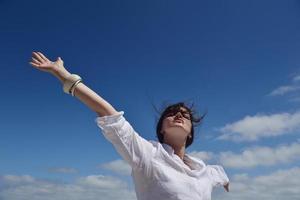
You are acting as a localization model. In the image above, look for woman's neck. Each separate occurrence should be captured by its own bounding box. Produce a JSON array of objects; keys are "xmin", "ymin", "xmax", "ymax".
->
[{"xmin": 173, "ymin": 145, "xmax": 186, "ymax": 160}]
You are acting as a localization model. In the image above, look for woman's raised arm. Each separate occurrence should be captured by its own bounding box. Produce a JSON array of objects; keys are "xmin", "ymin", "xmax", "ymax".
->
[
  {"xmin": 29, "ymin": 51, "xmax": 118, "ymax": 117},
  {"xmin": 30, "ymin": 52, "xmax": 156, "ymax": 170}
]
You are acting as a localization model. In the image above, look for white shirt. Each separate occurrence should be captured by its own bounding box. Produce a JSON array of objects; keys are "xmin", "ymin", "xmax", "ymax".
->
[{"xmin": 95, "ymin": 111, "xmax": 230, "ymax": 200}]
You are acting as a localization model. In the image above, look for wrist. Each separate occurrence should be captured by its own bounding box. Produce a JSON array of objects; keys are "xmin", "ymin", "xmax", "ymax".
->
[{"xmin": 51, "ymin": 68, "xmax": 72, "ymax": 84}]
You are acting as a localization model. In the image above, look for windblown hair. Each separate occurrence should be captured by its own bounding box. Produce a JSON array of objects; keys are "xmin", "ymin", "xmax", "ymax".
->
[{"xmin": 152, "ymin": 101, "xmax": 207, "ymax": 148}]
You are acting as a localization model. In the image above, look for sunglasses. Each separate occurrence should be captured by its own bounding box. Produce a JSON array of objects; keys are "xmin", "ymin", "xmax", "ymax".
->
[{"xmin": 164, "ymin": 109, "xmax": 191, "ymax": 120}]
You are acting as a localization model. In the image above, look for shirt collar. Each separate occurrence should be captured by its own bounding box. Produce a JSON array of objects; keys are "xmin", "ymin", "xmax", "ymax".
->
[
  {"xmin": 162, "ymin": 143, "xmax": 175, "ymax": 155},
  {"xmin": 183, "ymin": 154, "xmax": 206, "ymax": 170},
  {"xmin": 162, "ymin": 143, "xmax": 206, "ymax": 170}
]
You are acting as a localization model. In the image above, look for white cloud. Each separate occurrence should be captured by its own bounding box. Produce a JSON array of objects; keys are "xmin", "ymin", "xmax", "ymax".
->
[
  {"xmin": 76, "ymin": 175, "xmax": 127, "ymax": 189},
  {"xmin": 213, "ymin": 167, "xmax": 300, "ymax": 200},
  {"xmin": 99, "ymin": 159, "xmax": 132, "ymax": 176},
  {"xmin": 268, "ymin": 74, "xmax": 300, "ymax": 104},
  {"xmin": 0, "ymin": 174, "xmax": 136, "ymax": 200},
  {"xmin": 187, "ymin": 141, "xmax": 300, "ymax": 169},
  {"xmin": 292, "ymin": 75, "xmax": 300, "ymax": 82},
  {"xmin": 268, "ymin": 74, "xmax": 300, "ymax": 96},
  {"xmin": 217, "ymin": 111, "xmax": 300, "ymax": 142},
  {"xmin": 219, "ymin": 141, "xmax": 300, "ymax": 169},
  {"xmin": 269, "ymin": 85, "xmax": 300, "ymax": 96},
  {"xmin": 48, "ymin": 167, "xmax": 78, "ymax": 174},
  {"xmin": 1, "ymin": 175, "xmax": 35, "ymax": 186},
  {"xmin": 188, "ymin": 150, "xmax": 215, "ymax": 162}
]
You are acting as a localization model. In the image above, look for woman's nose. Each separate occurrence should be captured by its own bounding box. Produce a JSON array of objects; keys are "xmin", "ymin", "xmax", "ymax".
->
[{"xmin": 175, "ymin": 112, "xmax": 183, "ymax": 118}]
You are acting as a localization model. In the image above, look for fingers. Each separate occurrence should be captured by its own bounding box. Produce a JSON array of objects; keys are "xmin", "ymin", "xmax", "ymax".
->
[
  {"xmin": 32, "ymin": 51, "xmax": 46, "ymax": 63},
  {"xmin": 29, "ymin": 61, "xmax": 40, "ymax": 67},
  {"xmin": 31, "ymin": 57, "xmax": 41, "ymax": 65},
  {"xmin": 36, "ymin": 52, "xmax": 50, "ymax": 62}
]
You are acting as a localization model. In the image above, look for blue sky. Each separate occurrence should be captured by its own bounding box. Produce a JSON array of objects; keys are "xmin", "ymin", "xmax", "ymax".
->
[{"xmin": 1, "ymin": 0, "xmax": 300, "ymax": 199}]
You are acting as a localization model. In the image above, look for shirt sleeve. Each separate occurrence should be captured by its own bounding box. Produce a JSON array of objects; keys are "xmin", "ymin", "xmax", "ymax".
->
[
  {"xmin": 206, "ymin": 165, "xmax": 230, "ymax": 188},
  {"xmin": 95, "ymin": 111, "xmax": 155, "ymax": 170}
]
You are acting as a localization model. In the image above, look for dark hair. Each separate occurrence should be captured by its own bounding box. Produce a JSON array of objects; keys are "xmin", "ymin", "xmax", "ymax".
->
[{"xmin": 152, "ymin": 101, "xmax": 207, "ymax": 149}]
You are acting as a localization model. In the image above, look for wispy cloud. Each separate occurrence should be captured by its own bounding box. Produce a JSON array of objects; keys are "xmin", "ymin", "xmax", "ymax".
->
[
  {"xmin": 213, "ymin": 167, "xmax": 300, "ymax": 200},
  {"xmin": 188, "ymin": 150, "xmax": 215, "ymax": 162},
  {"xmin": 0, "ymin": 174, "xmax": 136, "ymax": 200},
  {"xmin": 188, "ymin": 141, "xmax": 300, "ymax": 169},
  {"xmin": 292, "ymin": 75, "xmax": 300, "ymax": 82},
  {"xmin": 99, "ymin": 159, "xmax": 132, "ymax": 176},
  {"xmin": 48, "ymin": 167, "xmax": 78, "ymax": 174},
  {"xmin": 269, "ymin": 85, "xmax": 300, "ymax": 96},
  {"xmin": 268, "ymin": 74, "xmax": 300, "ymax": 96},
  {"xmin": 219, "ymin": 141, "xmax": 300, "ymax": 169},
  {"xmin": 217, "ymin": 111, "xmax": 300, "ymax": 142}
]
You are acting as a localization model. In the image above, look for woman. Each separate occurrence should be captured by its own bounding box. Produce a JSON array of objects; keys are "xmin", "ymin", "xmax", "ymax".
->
[{"xmin": 29, "ymin": 51, "xmax": 230, "ymax": 200}]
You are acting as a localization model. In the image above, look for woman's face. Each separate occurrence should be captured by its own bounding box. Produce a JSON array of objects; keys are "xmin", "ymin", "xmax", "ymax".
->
[{"xmin": 160, "ymin": 107, "xmax": 192, "ymax": 147}]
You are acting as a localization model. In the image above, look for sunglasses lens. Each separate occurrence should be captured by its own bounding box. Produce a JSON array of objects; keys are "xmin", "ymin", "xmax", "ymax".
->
[{"xmin": 165, "ymin": 109, "xmax": 191, "ymax": 120}]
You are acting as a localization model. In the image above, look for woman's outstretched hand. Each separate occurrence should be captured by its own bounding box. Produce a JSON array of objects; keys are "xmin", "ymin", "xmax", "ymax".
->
[
  {"xmin": 29, "ymin": 51, "xmax": 71, "ymax": 83},
  {"xmin": 29, "ymin": 51, "xmax": 64, "ymax": 74}
]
